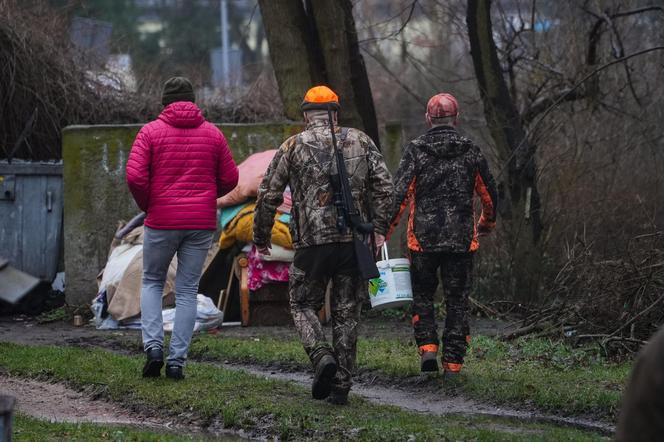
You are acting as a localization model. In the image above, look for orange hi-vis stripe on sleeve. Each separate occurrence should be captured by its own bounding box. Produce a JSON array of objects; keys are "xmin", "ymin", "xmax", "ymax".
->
[
  {"xmin": 470, "ymin": 171, "xmax": 496, "ymax": 252},
  {"xmin": 387, "ymin": 177, "xmax": 414, "ymax": 240},
  {"xmin": 470, "ymin": 219, "xmax": 479, "ymax": 252},
  {"xmin": 474, "ymin": 171, "xmax": 495, "ymax": 224},
  {"xmin": 442, "ymin": 362, "xmax": 463, "ymax": 372},
  {"xmin": 406, "ymin": 179, "xmax": 423, "ymax": 252},
  {"xmin": 418, "ymin": 344, "xmax": 439, "ymax": 355}
]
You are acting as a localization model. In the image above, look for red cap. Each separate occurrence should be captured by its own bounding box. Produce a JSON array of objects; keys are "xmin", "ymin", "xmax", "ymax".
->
[{"xmin": 426, "ymin": 93, "xmax": 459, "ymax": 118}]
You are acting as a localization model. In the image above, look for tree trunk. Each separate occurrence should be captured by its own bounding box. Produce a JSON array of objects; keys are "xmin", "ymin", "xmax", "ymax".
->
[
  {"xmin": 257, "ymin": 0, "xmax": 325, "ymax": 120},
  {"xmin": 309, "ymin": 0, "xmax": 380, "ymax": 144},
  {"xmin": 466, "ymin": 0, "xmax": 544, "ymax": 301},
  {"xmin": 259, "ymin": 0, "xmax": 380, "ymax": 145}
]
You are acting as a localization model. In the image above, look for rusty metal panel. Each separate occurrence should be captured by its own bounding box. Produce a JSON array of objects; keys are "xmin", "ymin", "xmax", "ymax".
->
[{"xmin": 0, "ymin": 161, "xmax": 63, "ymax": 281}]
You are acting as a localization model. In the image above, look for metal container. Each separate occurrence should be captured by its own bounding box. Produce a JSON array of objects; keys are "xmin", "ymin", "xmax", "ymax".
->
[
  {"xmin": 0, "ymin": 161, "xmax": 63, "ymax": 282},
  {"xmin": 0, "ymin": 395, "xmax": 15, "ymax": 442},
  {"xmin": 73, "ymin": 315, "xmax": 84, "ymax": 327}
]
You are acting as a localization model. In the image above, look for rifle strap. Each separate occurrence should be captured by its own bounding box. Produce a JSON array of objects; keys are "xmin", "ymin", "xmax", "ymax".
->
[
  {"xmin": 339, "ymin": 127, "xmax": 350, "ymax": 145},
  {"xmin": 330, "ymin": 127, "xmax": 350, "ymax": 178}
]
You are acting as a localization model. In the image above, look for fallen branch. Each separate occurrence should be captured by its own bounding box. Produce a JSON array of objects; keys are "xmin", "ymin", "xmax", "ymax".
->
[
  {"xmin": 607, "ymin": 294, "xmax": 664, "ymax": 338},
  {"xmin": 469, "ymin": 296, "xmax": 504, "ymax": 319}
]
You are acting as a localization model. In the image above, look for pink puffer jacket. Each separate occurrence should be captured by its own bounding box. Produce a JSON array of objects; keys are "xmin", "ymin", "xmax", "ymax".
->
[{"xmin": 126, "ymin": 102, "xmax": 239, "ymax": 230}]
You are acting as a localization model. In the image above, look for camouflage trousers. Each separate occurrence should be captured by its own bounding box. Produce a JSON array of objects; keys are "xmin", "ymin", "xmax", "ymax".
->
[
  {"xmin": 410, "ymin": 251, "xmax": 473, "ymax": 365},
  {"xmin": 289, "ymin": 245, "xmax": 364, "ymax": 394}
]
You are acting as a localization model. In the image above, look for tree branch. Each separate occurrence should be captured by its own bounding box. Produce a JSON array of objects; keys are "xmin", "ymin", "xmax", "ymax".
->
[
  {"xmin": 611, "ymin": 6, "xmax": 664, "ymax": 20},
  {"xmin": 523, "ymin": 87, "xmax": 586, "ymax": 124},
  {"xmin": 502, "ymin": 46, "xmax": 664, "ymax": 176},
  {"xmin": 531, "ymin": 46, "xmax": 664, "ymax": 127},
  {"xmin": 358, "ymin": 0, "xmax": 418, "ymax": 44},
  {"xmin": 360, "ymin": 47, "xmax": 426, "ymax": 106},
  {"xmin": 600, "ymin": 12, "xmax": 642, "ymax": 106}
]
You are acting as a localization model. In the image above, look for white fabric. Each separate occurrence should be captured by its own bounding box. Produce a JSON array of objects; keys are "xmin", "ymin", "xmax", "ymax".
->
[
  {"xmin": 162, "ymin": 294, "xmax": 223, "ymax": 333},
  {"xmin": 260, "ymin": 244, "xmax": 295, "ymax": 262},
  {"xmin": 98, "ymin": 244, "xmax": 142, "ymax": 291}
]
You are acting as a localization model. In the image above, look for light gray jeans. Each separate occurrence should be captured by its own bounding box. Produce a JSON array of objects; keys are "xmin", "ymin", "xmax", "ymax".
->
[{"xmin": 141, "ymin": 226, "xmax": 213, "ymax": 367}]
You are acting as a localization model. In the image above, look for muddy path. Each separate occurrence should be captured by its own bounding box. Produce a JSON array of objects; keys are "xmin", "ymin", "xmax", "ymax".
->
[
  {"xmin": 0, "ymin": 317, "xmax": 613, "ymax": 436},
  {"xmin": 221, "ymin": 362, "xmax": 614, "ymax": 435},
  {"xmin": 0, "ymin": 375, "xmax": 246, "ymax": 440},
  {"xmin": 0, "ymin": 375, "xmax": 164, "ymax": 427}
]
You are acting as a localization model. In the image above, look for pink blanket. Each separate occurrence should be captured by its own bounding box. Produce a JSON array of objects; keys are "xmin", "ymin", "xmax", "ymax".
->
[
  {"xmin": 218, "ymin": 150, "xmax": 277, "ymax": 208},
  {"xmin": 277, "ymin": 188, "xmax": 292, "ymax": 214},
  {"xmin": 247, "ymin": 245, "xmax": 290, "ymax": 291}
]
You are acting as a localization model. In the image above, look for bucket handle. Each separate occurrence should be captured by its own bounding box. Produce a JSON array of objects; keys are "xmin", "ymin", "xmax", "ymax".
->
[{"xmin": 380, "ymin": 244, "xmax": 390, "ymax": 261}]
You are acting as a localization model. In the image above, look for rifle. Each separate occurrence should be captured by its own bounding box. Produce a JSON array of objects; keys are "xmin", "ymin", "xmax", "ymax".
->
[{"xmin": 327, "ymin": 106, "xmax": 380, "ymax": 280}]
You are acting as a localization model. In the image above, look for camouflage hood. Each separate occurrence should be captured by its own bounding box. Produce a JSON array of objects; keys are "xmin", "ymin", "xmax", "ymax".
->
[{"xmin": 417, "ymin": 126, "xmax": 471, "ymax": 159}]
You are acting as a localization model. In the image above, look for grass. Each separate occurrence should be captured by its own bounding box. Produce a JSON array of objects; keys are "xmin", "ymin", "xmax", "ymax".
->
[
  {"xmin": 13, "ymin": 415, "xmax": 212, "ymax": 442},
  {"xmin": 188, "ymin": 333, "xmax": 630, "ymax": 419},
  {"xmin": 0, "ymin": 342, "xmax": 606, "ymax": 441},
  {"xmin": 463, "ymin": 336, "xmax": 629, "ymax": 418},
  {"xmin": 36, "ymin": 306, "xmax": 68, "ymax": 324}
]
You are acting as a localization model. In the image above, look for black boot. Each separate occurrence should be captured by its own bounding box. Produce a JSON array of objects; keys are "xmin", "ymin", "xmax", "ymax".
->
[
  {"xmin": 420, "ymin": 351, "xmax": 439, "ymax": 373},
  {"xmin": 165, "ymin": 364, "xmax": 184, "ymax": 380},
  {"xmin": 312, "ymin": 354, "xmax": 337, "ymax": 400},
  {"xmin": 327, "ymin": 389, "xmax": 349, "ymax": 405},
  {"xmin": 142, "ymin": 347, "xmax": 164, "ymax": 378}
]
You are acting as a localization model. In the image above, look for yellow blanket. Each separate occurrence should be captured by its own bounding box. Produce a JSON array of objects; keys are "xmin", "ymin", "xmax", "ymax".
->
[{"xmin": 219, "ymin": 204, "xmax": 292, "ymax": 249}]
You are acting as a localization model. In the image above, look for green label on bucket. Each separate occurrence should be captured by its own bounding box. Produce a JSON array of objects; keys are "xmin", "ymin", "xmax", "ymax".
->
[{"xmin": 368, "ymin": 278, "xmax": 387, "ymax": 297}]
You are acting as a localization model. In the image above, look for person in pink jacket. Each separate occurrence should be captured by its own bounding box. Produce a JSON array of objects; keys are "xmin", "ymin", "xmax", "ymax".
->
[{"xmin": 126, "ymin": 77, "xmax": 238, "ymax": 380}]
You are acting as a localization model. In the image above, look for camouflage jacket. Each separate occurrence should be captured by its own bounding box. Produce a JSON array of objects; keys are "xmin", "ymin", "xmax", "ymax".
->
[
  {"xmin": 254, "ymin": 119, "xmax": 393, "ymax": 249},
  {"xmin": 389, "ymin": 125, "xmax": 497, "ymax": 253}
]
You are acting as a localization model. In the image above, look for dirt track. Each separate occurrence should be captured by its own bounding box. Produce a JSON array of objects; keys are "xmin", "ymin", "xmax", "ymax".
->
[
  {"xmin": 0, "ymin": 376, "xmax": 164, "ymax": 427},
  {"xmin": 223, "ymin": 362, "xmax": 614, "ymax": 435},
  {"xmin": 0, "ymin": 316, "xmax": 614, "ymax": 436}
]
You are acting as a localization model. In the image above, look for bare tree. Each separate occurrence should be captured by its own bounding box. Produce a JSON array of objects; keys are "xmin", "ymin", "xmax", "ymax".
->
[
  {"xmin": 465, "ymin": 0, "xmax": 664, "ymax": 300},
  {"xmin": 258, "ymin": 0, "xmax": 380, "ymax": 144},
  {"xmin": 467, "ymin": 0, "xmax": 544, "ymax": 298}
]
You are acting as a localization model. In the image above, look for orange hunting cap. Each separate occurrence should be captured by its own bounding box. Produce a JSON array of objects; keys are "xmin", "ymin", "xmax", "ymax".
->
[{"xmin": 301, "ymin": 85, "xmax": 340, "ymax": 112}]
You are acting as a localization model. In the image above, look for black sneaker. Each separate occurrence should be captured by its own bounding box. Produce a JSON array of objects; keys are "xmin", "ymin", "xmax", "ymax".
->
[
  {"xmin": 165, "ymin": 364, "xmax": 184, "ymax": 380},
  {"xmin": 327, "ymin": 390, "xmax": 349, "ymax": 405},
  {"xmin": 420, "ymin": 352, "xmax": 439, "ymax": 373},
  {"xmin": 142, "ymin": 347, "xmax": 164, "ymax": 378},
  {"xmin": 312, "ymin": 354, "xmax": 337, "ymax": 400}
]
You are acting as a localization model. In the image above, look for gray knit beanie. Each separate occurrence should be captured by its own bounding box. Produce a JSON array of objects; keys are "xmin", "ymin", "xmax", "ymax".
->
[{"xmin": 162, "ymin": 77, "xmax": 195, "ymax": 106}]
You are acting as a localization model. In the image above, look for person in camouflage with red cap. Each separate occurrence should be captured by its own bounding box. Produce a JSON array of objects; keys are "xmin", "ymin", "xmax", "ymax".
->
[
  {"xmin": 254, "ymin": 86, "xmax": 393, "ymax": 404},
  {"xmin": 388, "ymin": 92, "xmax": 497, "ymax": 378}
]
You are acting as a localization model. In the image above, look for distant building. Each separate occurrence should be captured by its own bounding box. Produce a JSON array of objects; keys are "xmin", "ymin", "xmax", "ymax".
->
[{"xmin": 70, "ymin": 16, "xmax": 113, "ymax": 65}]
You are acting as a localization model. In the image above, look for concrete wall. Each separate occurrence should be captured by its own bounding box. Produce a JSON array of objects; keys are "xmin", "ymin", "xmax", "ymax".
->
[{"xmin": 62, "ymin": 123, "xmax": 405, "ymax": 306}]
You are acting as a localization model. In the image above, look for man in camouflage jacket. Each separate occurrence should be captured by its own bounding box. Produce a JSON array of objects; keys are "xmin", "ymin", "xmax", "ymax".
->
[
  {"xmin": 388, "ymin": 93, "xmax": 497, "ymax": 376},
  {"xmin": 254, "ymin": 86, "xmax": 393, "ymax": 404}
]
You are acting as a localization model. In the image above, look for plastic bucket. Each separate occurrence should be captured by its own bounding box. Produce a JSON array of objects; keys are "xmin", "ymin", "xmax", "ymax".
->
[{"xmin": 368, "ymin": 245, "xmax": 413, "ymax": 310}]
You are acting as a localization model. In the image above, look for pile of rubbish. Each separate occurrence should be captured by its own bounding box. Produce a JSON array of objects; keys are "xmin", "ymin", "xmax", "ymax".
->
[
  {"xmin": 91, "ymin": 224, "xmax": 223, "ymax": 331},
  {"xmin": 91, "ymin": 150, "xmax": 291, "ymax": 331},
  {"xmin": 217, "ymin": 150, "xmax": 294, "ymax": 291}
]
